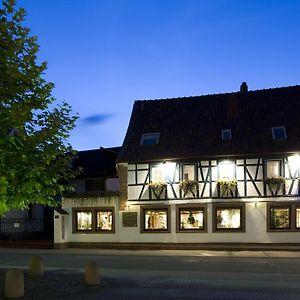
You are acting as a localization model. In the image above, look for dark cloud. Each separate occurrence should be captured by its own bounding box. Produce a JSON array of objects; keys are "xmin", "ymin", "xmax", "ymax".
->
[{"xmin": 81, "ymin": 114, "xmax": 114, "ymax": 125}]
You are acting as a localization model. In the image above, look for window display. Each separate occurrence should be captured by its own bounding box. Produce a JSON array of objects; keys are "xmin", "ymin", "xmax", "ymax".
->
[
  {"xmin": 97, "ymin": 210, "xmax": 113, "ymax": 231},
  {"xmin": 269, "ymin": 207, "xmax": 290, "ymax": 229},
  {"xmin": 76, "ymin": 211, "xmax": 92, "ymax": 230},
  {"xmin": 216, "ymin": 208, "xmax": 241, "ymax": 229},
  {"xmin": 179, "ymin": 209, "xmax": 204, "ymax": 230},
  {"xmin": 144, "ymin": 209, "xmax": 168, "ymax": 230}
]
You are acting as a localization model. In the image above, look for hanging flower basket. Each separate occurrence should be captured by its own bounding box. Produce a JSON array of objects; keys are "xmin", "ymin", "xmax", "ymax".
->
[
  {"xmin": 148, "ymin": 182, "xmax": 167, "ymax": 199},
  {"xmin": 179, "ymin": 180, "xmax": 198, "ymax": 197},
  {"xmin": 264, "ymin": 176, "xmax": 285, "ymax": 195},
  {"xmin": 217, "ymin": 178, "xmax": 237, "ymax": 198}
]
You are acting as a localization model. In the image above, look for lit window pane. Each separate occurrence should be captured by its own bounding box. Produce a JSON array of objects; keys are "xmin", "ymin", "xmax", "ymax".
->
[
  {"xmin": 183, "ymin": 165, "xmax": 195, "ymax": 180},
  {"xmin": 219, "ymin": 161, "xmax": 235, "ymax": 179},
  {"xmin": 179, "ymin": 209, "xmax": 204, "ymax": 230},
  {"xmin": 144, "ymin": 210, "xmax": 167, "ymax": 230},
  {"xmin": 216, "ymin": 208, "xmax": 241, "ymax": 229},
  {"xmin": 267, "ymin": 161, "xmax": 280, "ymax": 177},
  {"xmin": 296, "ymin": 208, "xmax": 300, "ymax": 228},
  {"xmin": 270, "ymin": 207, "xmax": 290, "ymax": 229},
  {"xmin": 77, "ymin": 212, "xmax": 92, "ymax": 230},
  {"xmin": 97, "ymin": 210, "xmax": 113, "ymax": 231},
  {"xmin": 151, "ymin": 166, "xmax": 164, "ymax": 182}
]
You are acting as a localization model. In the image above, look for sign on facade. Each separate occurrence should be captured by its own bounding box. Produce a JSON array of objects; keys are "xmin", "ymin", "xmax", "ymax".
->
[{"xmin": 122, "ymin": 212, "xmax": 137, "ymax": 227}]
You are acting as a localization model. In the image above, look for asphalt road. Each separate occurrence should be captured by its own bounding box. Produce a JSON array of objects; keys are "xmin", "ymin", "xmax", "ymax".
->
[{"xmin": 0, "ymin": 249, "xmax": 300, "ymax": 299}]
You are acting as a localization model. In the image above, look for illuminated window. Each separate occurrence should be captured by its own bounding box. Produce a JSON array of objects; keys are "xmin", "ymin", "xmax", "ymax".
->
[
  {"xmin": 140, "ymin": 133, "xmax": 160, "ymax": 145},
  {"xmin": 266, "ymin": 160, "xmax": 281, "ymax": 177},
  {"xmin": 268, "ymin": 203, "xmax": 300, "ymax": 232},
  {"xmin": 271, "ymin": 127, "xmax": 287, "ymax": 141},
  {"xmin": 221, "ymin": 129, "xmax": 232, "ymax": 141},
  {"xmin": 141, "ymin": 206, "xmax": 170, "ymax": 232},
  {"xmin": 213, "ymin": 204, "xmax": 244, "ymax": 232},
  {"xmin": 177, "ymin": 207, "xmax": 205, "ymax": 231},
  {"xmin": 288, "ymin": 155, "xmax": 300, "ymax": 177},
  {"xmin": 76, "ymin": 211, "xmax": 92, "ymax": 231},
  {"xmin": 296, "ymin": 208, "xmax": 300, "ymax": 229},
  {"xmin": 182, "ymin": 165, "xmax": 195, "ymax": 180},
  {"xmin": 269, "ymin": 206, "xmax": 290, "ymax": 230},
  {"xmin": 151, "ymin": 165, "xmax": 164, "ymax": 182},
  {"xmin": 218, "ymin": 161, "xmax": 235, "ymax": 179},
  {"xmin": 96, "ymin": 209, "xmax": 114, "ymax": 231},
  {"xmin": 73, "ymin": 207, "xmax": 115, "ymax": 233}
]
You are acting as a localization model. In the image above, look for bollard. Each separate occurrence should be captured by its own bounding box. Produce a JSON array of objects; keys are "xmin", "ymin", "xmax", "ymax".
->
[
  {"xmin": 5, "ymin": 269, "xmax": 24, "ymax": 298},
  {"xmin": 29, "ymin": 255, "xmax": 44, "ymax": 276},
  {"xmin": 85, "ymin": 262, "xmax": 101, "ymax": 285}
]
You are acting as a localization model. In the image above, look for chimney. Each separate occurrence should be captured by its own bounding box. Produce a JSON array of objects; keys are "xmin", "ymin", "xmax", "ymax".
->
[{"xmin": 240, "ymin": 82, "xmax": 248, "ymax": 93}]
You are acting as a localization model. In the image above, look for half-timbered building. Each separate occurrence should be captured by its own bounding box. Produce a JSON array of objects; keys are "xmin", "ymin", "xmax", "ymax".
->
[{"xmin": 117, "ymin": 83, "xmax": 300, "ymax": 246}]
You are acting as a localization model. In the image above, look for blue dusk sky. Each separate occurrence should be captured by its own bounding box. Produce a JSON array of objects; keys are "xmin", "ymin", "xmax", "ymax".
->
[{"xmin": 16, "ymin": 0, "xmax": 300, "ymax": 150}]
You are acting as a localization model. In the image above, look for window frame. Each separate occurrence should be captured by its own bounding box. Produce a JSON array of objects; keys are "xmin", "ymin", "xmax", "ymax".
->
[
  {"xmin": 212, "ymin": 203, "xmax": 245, "ymax": 233},
  {"xmin": 271, "ymin": 126, "xmax": 287, "ymax": 141},
  {"xmin": 181, "ymin": 164, "xmax": 196, "ymax": 181},
  {"xmin": 85, "ymin": 178, "xmax": 105, "ymax": 192},
  {"xmin": 140, "ymin": 133, "xmax": 160, "ymax": 145},
  {"xmin": 267, "ymin": 202, "xmax": 300, "ymax": 232},
  {"xmin": 176, "ymin": 204, "xmax": 207, "ymax": 233},
  {"xmin": 140, "ymin": 205, "xmax": 170, "ymax": 233},
  {"xmin": 265, "ymin": 159, "xmax": 282, "ymax": 178},
  {"xmin": 72, "ymin": 207, "xmax": 115, "ymax": 234}
]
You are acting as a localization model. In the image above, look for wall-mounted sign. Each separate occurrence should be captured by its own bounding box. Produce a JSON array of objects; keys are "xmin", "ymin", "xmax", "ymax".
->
[{"xmin": 122, "ymin": 212, "xmax": 137, "ymax": 227}]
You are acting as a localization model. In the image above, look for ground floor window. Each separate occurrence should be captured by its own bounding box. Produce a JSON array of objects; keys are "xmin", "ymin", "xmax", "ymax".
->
[
  {"xmin": 141, "ymin": 206, "xmax": 170, "ymax": 233},
  {"xmin": 96, "ymin": 210, "xmax": 114, "ymax": 231},
  {"xmin": 76, "ymin": 211, "xmax": 92, "ymax": 231},
  {"xmin": 213, "ymin": 203, "xmax": 245, "ymax": 232},
  {"xmin": 267, "ymin": 203, "xmax": 300, "ymax": 232},
  {"xmin": 73, "ymin": 207, "xmax": 115, "ymax": 233},
  {"xmin": 176, "ymin": 204, "xmax": 207, "ymax": 232}
]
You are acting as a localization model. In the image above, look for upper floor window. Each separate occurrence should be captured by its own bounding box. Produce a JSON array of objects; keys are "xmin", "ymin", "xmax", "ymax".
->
[
  {"xmin": 218, "ymin": 160, "xmax": 235, "ymax": 179},
  {"xmin": 151, "ymin": 166, "xmax": 164, "ymax": 182},
  {"xmin": 182, "ymin": 165, "xmax": 195, "ymax": 180},
  {"xmin": 271, "ymin": 127, "xmax": 287, "ymax": 141},
  {"xmin": 85, "ymin": 178, "xmax": 105, "ymax": 192},
  {"xmin": 140, "ymin": 133, "xmax": 160, "ymax": 145},
  {"xmin": 266, "ymin": 160, "xmax": 281, "ymax": 177},
  {"xmin": 221, "ymin": 129, "xmax": 232, "ymax": 141}
]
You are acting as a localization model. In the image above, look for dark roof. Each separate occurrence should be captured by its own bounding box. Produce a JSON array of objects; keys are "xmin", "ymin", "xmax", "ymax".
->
[
  {"xmin": 74, "ymin": 147, "xmax": 121, "ymax": 179},
  {"xmin": 117, "ymin": 85, "xmax": 300, "ymax": 163}
]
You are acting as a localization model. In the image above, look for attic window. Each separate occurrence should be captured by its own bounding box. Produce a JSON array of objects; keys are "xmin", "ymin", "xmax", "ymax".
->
[
  {"xmin": 221, "ymin": 129, "xmax": 232, "ymax": 141},
  {"xmin": 271, "ymin": 127, "xmax": 287, "ymax": 141},
  {"xmin": 140, "ymin": 133, "xmax": 160, "ymax": 145}
]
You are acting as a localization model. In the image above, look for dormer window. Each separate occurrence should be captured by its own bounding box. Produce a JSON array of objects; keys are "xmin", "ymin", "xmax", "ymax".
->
[
  {"xmin": 140, "ymin": 133, "xmax": 160, "ymax": 145},
  {"xmin": 271, "ymin": 127, "xmax": 287, "ymax": 141},
  {"xmin": 221, "ymin": 129, "xmax": 232, "ymax": 141}
]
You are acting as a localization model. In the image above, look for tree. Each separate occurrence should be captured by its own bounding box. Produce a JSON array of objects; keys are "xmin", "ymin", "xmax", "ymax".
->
[{"xmin": 0, "ymin": 0, "xmax": 79, "ymax": 215}]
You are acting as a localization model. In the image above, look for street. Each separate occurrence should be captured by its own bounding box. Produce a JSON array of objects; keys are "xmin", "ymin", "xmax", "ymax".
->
[{"xmin": 1, "ymin": 248, "xmax": 300, "ymax": 299}]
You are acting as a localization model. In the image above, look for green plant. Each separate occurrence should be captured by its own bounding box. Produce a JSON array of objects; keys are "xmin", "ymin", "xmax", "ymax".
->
[
  {"xmin": 148, "ymin": 182, "xmax": 167, "ymax": 199},
  {"xmin": 179, "ymin": 180, "xmax": 198, "ymax": 197},
  {"xmin": 264, "ymin": 176, "xmax": 285, "ymax": 195},
  {"xmin": 217, "ymin": 178, "xmax": 237, "ymax": 198}
]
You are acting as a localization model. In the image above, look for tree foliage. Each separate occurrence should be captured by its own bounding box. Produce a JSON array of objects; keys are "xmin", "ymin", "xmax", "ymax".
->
[{"xmin": 0, "ymin": 0, "xmax": 79, "ymax": 215}]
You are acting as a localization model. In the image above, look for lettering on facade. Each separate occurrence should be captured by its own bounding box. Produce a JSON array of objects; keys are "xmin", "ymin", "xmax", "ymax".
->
[{"xmin": 122, "ymin": 212, "xmax": 137, "ymax": 227}]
